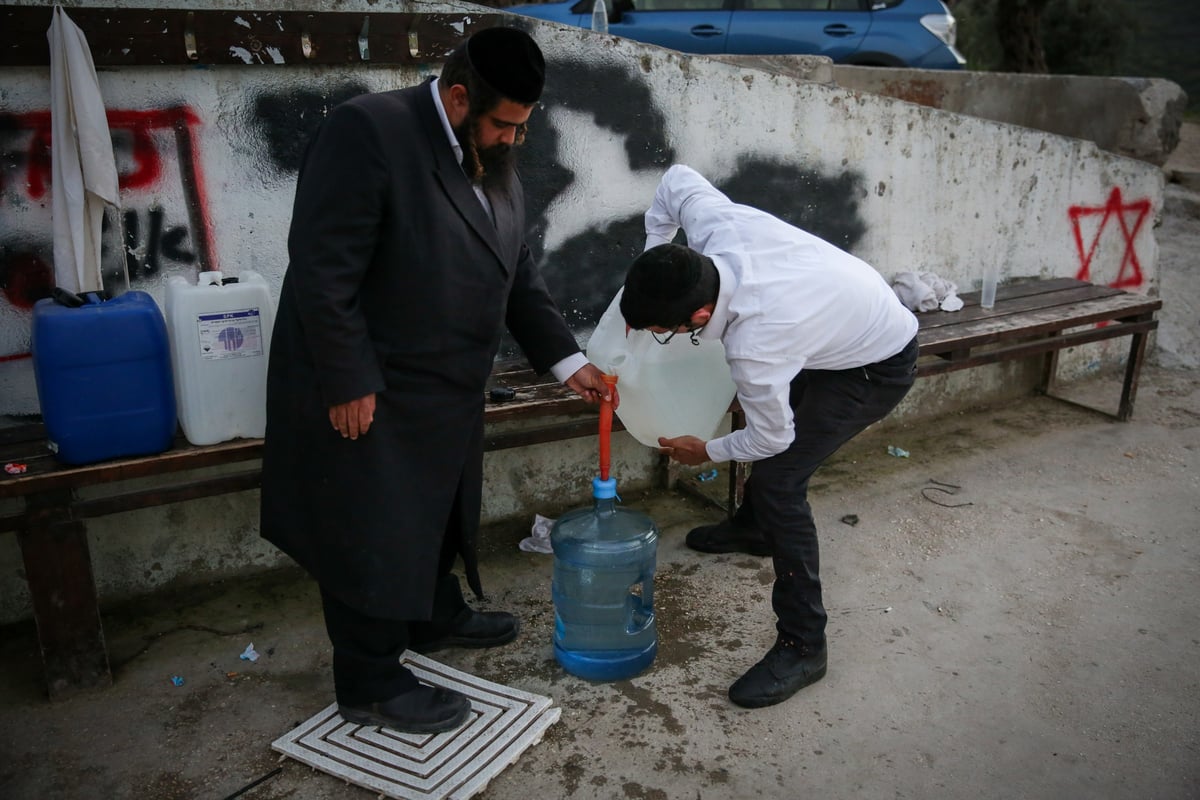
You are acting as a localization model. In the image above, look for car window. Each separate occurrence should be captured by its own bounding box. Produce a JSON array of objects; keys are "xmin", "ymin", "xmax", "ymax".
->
[
  {"xmin": 638, "ymin": 0, "xmax": 729, "ymax": 10},
  {"xmin": 741, "ymin": 0, "xmax": 863, "ymax": 9}
]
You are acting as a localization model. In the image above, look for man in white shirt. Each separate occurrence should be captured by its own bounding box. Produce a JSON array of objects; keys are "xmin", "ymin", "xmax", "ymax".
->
[{"xmin": 620, "ymin": 164, "xmax": 919, "ymax": 709}]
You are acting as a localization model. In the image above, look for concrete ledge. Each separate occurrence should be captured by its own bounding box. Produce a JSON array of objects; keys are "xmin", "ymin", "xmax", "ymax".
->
[
  {"xmin": 829, "ymin": 66, "xmax": 1188, "ymax": 167},
  {"xmin": 712, "ymin": 54, "xmax": 835, "ymax": 87}
]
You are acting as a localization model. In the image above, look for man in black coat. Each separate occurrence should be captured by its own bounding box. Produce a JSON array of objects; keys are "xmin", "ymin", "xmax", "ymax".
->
[{"xmin": 261, "ymin": 27, "xmax": 613, "ymax": 734}]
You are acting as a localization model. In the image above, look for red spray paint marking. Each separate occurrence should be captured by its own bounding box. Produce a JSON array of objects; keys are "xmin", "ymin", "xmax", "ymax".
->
[
  {"xmin": 2, "ymin": 106, "xmax": 216, "ymax": 360},
  {"xmin": 10, "ymin": 107, "xmax": 199, "ymax": 196},
  {"xmin": 0, "ymin": 252, "xmax": 53, "ymax": 311},
  {"xmin": 4, "ymin": 107, "xmax": 216, "ymax": 274},
  {"xmin": 1069, "ymin": 187, "xmax": 1151, "ymax": 290}
]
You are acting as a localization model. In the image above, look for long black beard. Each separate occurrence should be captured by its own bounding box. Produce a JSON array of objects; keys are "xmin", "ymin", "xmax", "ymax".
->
[{"xmin": 455, "ymin": 121, "xmax": 516, "ymax": 195}]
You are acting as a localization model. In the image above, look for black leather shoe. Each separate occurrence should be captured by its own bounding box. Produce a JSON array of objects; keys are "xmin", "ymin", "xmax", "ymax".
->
[
  {"xmin": 728, "ymin": 638, "xmax": 827, "ymax": 708},
  {"xmin": 410, "ymin": 606, "xmax": 520, "ymax": 654},
  {"xmin": 339, "ymin": 685, "xmax": 471, "ymax": 733},
  {"xmin": 686, "ymin": 519, "xmax": 771, "ymax": 557}
]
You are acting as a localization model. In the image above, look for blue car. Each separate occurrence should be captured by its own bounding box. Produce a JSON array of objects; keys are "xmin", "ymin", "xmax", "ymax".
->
[{"xmin": 506, "ymin": 0, "xmax": 966, "ymax": 69}]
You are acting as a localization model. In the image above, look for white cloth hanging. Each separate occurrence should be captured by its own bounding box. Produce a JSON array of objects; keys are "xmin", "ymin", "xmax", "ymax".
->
[{"xmin": 48, "ymin": 5, "xmax": 121, "ymax": 295}]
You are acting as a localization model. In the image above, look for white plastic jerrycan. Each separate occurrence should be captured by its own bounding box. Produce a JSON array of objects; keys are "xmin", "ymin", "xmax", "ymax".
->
[
  {"xmin": 165, "ymin": 270, "xmax": 275, "ymax": 446},
  {"xmin": 586, "ymin": 289, "xmax": 737, "ymax": 448}
]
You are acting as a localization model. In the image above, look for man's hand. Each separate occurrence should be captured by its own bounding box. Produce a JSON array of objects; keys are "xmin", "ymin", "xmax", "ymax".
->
[
  {"xmin": 566, "ymin": 363, "xmax": 619, "ymax": 407},
  {"xmin": 329, "ymin": 393, "xmax": 376, "ymax": 439},
  {"xmin": 658, "ymin": 435, "xmax": 709, "ymax": 466}
]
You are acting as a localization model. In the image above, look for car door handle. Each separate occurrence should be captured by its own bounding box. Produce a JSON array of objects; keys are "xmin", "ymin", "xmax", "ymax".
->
[
  {"xmin": 689, "ymin": 25, "xmax": 724, "ymax": 37},
  {"xmin": 823, "ymin": 24, "xmax": 856, "ymax": 37}
]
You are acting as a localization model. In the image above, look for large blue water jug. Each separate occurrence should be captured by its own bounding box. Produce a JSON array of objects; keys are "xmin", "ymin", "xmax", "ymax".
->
[
  {"xmin": 552, "ymin": 477, "xmax": 658, "ymax": 681},
  {"xmin": 31, "ymin": 289, "xmax": 177, "ymax": 465}
]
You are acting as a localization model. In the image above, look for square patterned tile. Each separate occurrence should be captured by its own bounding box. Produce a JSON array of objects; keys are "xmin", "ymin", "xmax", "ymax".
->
[{"xmin": 272, "ymin": 652, "xmax": 560, "ymax": 800}]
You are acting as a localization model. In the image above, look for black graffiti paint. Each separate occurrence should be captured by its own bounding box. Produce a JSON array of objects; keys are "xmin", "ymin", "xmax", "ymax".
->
[
  {"xmin": 248, "ymin": 62, "xmax": 867, "ymax": 346},
  {"xmin": 720, "ymin": 155, "xmax": 867, "ymax": 252},
  {"xmin": 517, "ymin": 58, "xmax": 868, "ymax": 341},
  {"xmin": 251, "ymin": 83, "xmax": 371, "ymax": 175},
  {"xmin": 101, "ymin": 207, "xmax": 196, "ymax": 289}
]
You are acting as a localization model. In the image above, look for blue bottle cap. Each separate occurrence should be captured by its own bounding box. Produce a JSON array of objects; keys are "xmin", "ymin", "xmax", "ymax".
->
[{"xmin": 592, "ymin": 477, "xmax": 618, "ymax": 499}]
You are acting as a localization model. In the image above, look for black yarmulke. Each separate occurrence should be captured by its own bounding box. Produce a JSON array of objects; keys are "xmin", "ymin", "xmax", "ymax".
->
[{"xmin": 466, "ymin": 27, "xmax": 546, "ymax": 104}]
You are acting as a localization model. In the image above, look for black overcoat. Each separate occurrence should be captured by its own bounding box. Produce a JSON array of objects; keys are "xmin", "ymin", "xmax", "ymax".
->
[{"xmin": 260, "ymin": 81, "xmax": 579, "ymax": 619}]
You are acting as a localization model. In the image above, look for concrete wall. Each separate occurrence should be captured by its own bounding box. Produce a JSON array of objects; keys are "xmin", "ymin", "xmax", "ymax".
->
[
  {"xmin": 0, "ymin": 0, "xmax": 1168, "ymax": 622},
  {"xmin": 829, "ymin": 65, "xmax": 1188, "ymax": 168}
]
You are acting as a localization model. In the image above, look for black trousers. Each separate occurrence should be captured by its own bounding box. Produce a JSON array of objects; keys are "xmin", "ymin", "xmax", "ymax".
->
[
  {"xmin": 319, "ymin": 485, "xmax": 467, "ymax": 706},
  {"xmin": 733, "ymin": 336, "xmax": 918, "ymax": 650}
]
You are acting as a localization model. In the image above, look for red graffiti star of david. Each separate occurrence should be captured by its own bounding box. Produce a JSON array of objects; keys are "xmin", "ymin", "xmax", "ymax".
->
[{"xmin": 1069, "ymin": 187, "xmax": 1151, "ymax": 289}]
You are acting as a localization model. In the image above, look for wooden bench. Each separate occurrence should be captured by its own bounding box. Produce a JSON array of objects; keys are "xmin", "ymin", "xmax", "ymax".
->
[
  {"xmin": 0, "ymin": 361, "xmax": 617, "ymax": 700},
  {"xmin": 1, "ymin": 277, "xmax": 1160, "ymax": 699},
  {"xmin": 698, "ymin": 277, "xmax": 1161, "ymax": 516}
]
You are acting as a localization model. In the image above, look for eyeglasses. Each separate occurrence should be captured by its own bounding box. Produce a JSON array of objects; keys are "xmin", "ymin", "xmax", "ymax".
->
[{"xmin": 651, "ymin": 324, "xmax": 704, "ymax": 346}]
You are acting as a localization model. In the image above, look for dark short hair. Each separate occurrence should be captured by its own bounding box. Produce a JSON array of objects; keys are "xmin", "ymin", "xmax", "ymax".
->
[
  {"xmin": 441, "ymin": 27, "xmax": 545, "ymax": 115},
  {"xmin": 620, "ymin": 244, "xmax": 718, "ymax": 330}
]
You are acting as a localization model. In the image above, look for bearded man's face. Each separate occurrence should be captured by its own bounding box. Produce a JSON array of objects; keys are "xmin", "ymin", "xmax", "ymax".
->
[{"xmin": 454, "ymin": 98, "xmax": 531, "ymax": 191}]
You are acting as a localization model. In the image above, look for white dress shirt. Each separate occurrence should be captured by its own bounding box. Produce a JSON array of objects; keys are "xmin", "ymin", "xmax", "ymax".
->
[
  {"xmin": 430, "ymin": 79, "xmax": 587, "ymax": 383},
  {"xmin": 644, "ymin": 165, "xmax": 918, "ymax": 464}
]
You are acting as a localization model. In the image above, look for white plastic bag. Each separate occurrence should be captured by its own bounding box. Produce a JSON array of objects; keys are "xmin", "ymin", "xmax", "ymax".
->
[{"xmin": 586, "ymin": 290, "xmax": 737, "ymax": 448}]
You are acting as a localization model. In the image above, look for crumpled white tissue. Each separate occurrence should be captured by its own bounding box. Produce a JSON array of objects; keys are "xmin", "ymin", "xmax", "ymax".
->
[
  {"xmin": 519, "ymin": 514, "xmax": 555, "ymax": 554},
  {"xmin": 938, "ymin": 292, "xmax": 964, "ymax": 312},
  {"xmin": 920, "ymin": 271, "xmax": 964, "ymax": 312},
  {"xmin": 892, "ymin": 270, "xmax": 963, "ymax": 312}
]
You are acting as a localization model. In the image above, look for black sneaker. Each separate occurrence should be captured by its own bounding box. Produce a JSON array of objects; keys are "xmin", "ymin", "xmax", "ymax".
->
[
  {"xmin": 338, "ymin": 685, "xmax": 472, "ymax": 733},
  {"xmin": 685, "ymin": 519, "xmax": 771, "ymax": 557},
  {"xmin": 728, "ymin": 638, "xmax": 827, "ymax": 708}
]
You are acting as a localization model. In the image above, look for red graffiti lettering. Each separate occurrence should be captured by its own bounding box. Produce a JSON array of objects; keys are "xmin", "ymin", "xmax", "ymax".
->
[
  {"xmin": 0, "ymin": 252, "xmax": 54, "ymax": 311},
  {"xmin": 2, "ymin": 105, "xmax": 217, "ymax": 286},
  {"xmin": 7, "ymin": 107, "xmax": 200, "ymax": 197},
  {"xmin": 1068, "ymin": 187, "xmax": 1151, "ymax": 290}
]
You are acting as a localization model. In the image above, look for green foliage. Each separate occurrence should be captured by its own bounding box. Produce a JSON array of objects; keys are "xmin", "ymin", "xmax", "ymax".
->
[
  {"xmin": 953, "ymin": 0, "xmax": 1002, "ymax": 71},
  {"xmin": 1041, "ymin": 0, "xmax": 1138, "ymax": 76},
  {"xmin": 952, "ymin": 0, "xmax": 1135, "ymax": 75}
]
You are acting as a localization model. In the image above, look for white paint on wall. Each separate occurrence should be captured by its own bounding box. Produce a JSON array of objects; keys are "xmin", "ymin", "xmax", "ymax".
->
[{"xmin": 541, "ymin": 106, "xmax": 661, "ymax": 253}]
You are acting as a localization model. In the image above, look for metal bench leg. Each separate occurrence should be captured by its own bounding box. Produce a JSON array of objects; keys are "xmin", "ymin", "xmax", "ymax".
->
[
  {"xmin": 1039, "ymin": 321, "xmax": 1152, "ymax": 422},
  {"xmin": 1117, "ymin": 317, "xmax": 1152, "ymax": 422},
  {"xmin": 18, "ymin": 490, "xmax": 112, "ymax": 700},
  {"xmin": 1040, "ymin": 332, "xmax": 1062, "ymax": 397}
]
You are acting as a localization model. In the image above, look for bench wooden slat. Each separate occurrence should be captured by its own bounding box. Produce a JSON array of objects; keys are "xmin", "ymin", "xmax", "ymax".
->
[
  {"xmin": 0, "ymin": 437, "xmax": 263, "ymax": 500},
  {"xmin": 0, "ymin": 365, "xmax": 590, "ymax": 501},
  {"xmin": 70, "ymin": 469, "xmax": 265, "ymax": 521},
  {"xmin": 918, "ymin": 292, "xmax": 1160, "ymax": 354},
  {"xmin": 917, "ymin": 317, "xmax": 1157, "ymax": 377},
  {"xmin": 917, "ymin": 279, "xmax": 1127, "ymax": 331}
]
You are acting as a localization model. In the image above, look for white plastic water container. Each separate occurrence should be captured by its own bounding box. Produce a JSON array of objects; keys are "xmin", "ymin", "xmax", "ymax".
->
[
  {"xmin": 165, "ymin": 270, "xmax": 275, "ymax": 445},
  {"xmin": 586, "ymin": 290, "xmax": 737, "ymax": 448}
]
